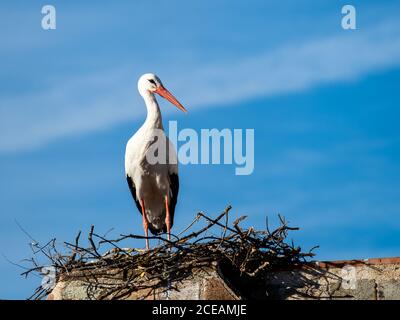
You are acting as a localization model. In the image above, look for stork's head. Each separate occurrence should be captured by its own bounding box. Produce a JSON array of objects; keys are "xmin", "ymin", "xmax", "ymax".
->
[{"xmin": 138, "ymin": 73, "xmax": 187, "ymax": 113}]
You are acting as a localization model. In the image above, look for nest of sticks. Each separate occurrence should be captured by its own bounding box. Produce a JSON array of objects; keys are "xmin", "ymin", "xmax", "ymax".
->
[{"xmin": 24, "ymin": 205, "xmax": 317, "ymax": 300}]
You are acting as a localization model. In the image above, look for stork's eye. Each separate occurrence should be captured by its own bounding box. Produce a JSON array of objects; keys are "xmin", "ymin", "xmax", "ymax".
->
[{"xmin": 148, "ymin": 79, "xmax": 156, "ymax": 85}]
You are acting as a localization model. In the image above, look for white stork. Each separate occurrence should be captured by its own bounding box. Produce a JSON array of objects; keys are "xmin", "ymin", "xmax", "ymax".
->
[{"xmin": 125, "ymin": 73, "xmax": 187, "ymax": 249}]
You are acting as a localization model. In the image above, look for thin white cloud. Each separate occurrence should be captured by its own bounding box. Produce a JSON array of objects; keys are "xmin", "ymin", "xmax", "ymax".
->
[
  {"xmin": 175, "ymin": 19, "xmax": 400, "ymax": 107},
  {"xmin": 1, "ymin": 20, "xmax": 400, "ymax": 153}
]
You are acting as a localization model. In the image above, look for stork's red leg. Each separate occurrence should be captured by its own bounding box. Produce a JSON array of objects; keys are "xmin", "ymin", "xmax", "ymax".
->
[
  {"xmin": 164, "ymin": 195, "xmax": 171, "ymax": 241},
  {"xmin": 140, "ymin": 199, "xmax": 149, "ymax": 250}
]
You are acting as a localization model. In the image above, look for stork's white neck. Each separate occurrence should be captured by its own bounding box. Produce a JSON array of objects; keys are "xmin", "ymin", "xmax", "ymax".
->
[{"xmin": 142, "ymin": 91, "xmax": 163, "ymax": 129}]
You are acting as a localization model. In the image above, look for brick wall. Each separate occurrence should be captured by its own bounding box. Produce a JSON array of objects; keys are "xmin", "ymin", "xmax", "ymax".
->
[{"xmin": 49, "ymin": 257, "xmax": 400, "ymax": 300}]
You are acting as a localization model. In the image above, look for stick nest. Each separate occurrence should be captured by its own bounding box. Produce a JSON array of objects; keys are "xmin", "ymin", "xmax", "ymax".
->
[{"xmin": 23, "ymin": 205, "xmax": 317, "ymax": 300}]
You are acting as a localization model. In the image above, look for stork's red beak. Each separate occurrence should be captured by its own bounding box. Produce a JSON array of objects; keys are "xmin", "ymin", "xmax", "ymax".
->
[{"xmin": 155, "ymin": 86, "xmax": 187, "ymax": 113}]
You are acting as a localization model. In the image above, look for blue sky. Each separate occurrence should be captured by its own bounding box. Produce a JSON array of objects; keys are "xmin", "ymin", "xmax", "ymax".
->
[{"xmin": 1, "ymin": 0, "xmax": 400, "ymax": 299}]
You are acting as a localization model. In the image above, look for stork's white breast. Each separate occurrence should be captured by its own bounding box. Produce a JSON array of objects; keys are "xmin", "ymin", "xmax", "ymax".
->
[{"xmin": 125, "ymin": 126, "xmax": 178, "ymax": 201}]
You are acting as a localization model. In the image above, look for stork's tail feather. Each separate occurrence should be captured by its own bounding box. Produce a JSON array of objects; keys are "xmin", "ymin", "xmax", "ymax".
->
[
  {"xmin": 147, "ymin": 224, "xmax": 162, "ymax": 235},
  {"xmin": 147, "ymin": 222, "xmax": 173, "ymax": 236}
]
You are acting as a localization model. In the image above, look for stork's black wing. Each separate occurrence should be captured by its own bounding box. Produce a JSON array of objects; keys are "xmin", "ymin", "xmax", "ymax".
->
[
  {"xmin": 126, "ymin": 175, "xmax": 141, "ymax": 215},
  {"xmin": 168, "ymin": 172, "xmax": 179, "ymax": 231}
]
